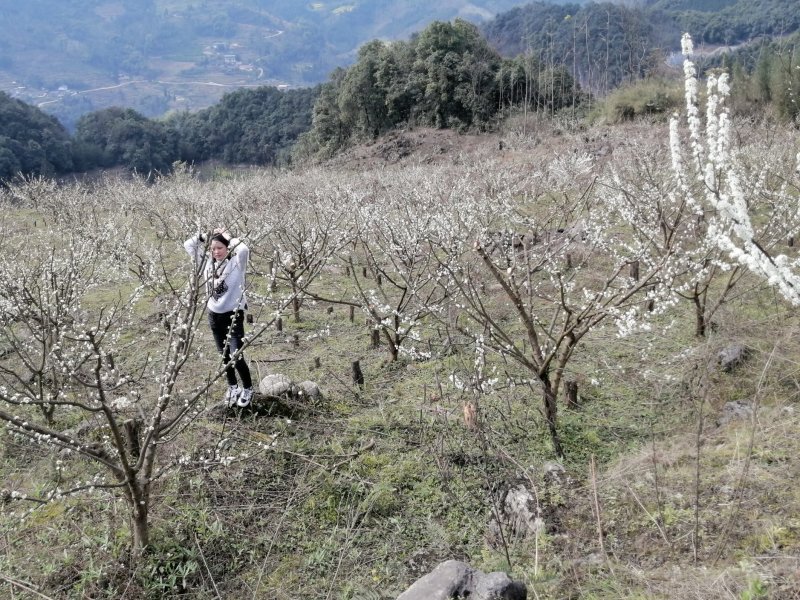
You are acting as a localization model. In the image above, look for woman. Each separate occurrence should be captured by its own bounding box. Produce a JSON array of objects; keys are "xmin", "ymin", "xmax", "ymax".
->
[{"xmin": 184, "ymin": 228, "xmax": 254, "ymax": 408}]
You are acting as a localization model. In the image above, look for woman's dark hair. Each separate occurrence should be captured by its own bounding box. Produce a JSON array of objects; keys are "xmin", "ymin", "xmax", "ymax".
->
[{"xmin": 210, "ymin": 233, "xmax": 230, "ymax": 247}]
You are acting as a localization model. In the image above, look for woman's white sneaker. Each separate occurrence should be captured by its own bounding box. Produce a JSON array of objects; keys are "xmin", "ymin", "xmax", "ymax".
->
[
  {"xmin": 236, "ymin": 387, "xmax": 254, "ymax": 408},
  {"xmin": 223, "ymin": 385, "xmax": 240, "ymax": 407}
]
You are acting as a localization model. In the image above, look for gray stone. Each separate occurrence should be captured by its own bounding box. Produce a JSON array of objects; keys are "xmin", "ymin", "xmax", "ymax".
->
[
  {"xmin": 396, "ymin": 560, "xmax": 527, "ymax": 600},
  {"xmin": 474, "ymin": 572, "xmax": 527, "ymax": 600},
  {"xmin": 486, "ymin": 484, "xmax": 543, "ymax": 549},
  {"xmin": 296, "ymin": 380, "xmax": 322, "ymax": 400},
  {"xmin": 543, "ymin": 461, "xmax": 566, "ymax": 482},
  {"xmin": 718, "ymin": 344, "xmax": 750, "ymax": 372},
  {"xmin": 717, "ymin": 400, "xmax": 753, "ymax": 426},
  {"xmin": 258, "ymin": 374, "xmax": 294, "ymax": 397},
  {"xmin": 503, "ymin": 485, "xmax": 541, "ymax": 537},
  {"xmin": 396, "ymin": 560, "xmax": 474, "ymax": 600}
]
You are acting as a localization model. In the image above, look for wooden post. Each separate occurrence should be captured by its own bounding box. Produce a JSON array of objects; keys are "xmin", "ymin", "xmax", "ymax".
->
[
  {"xmin": 789, "ymin": 237, "xmax": 795, "ymax": 248},
  {"xmin": 371, "ymin": 329, "xmax": 380, "ymax": 349},
  {"xmin": 352, "ymin": 360, "xmax": 364, "ymax": 388},
  {"xmin": 276, "ymin": 317, "xmax": 283, "ymax": 332},
  {"xmin": 376, "ymin": 274, "xmax": 382, "ymax": 286},
  {"xmin": 565, "ymin": 380, "xmax": 579, "ymax": 409},
  {"xmin": 566, "ymin": 252, "xmax": 573, "ymax": 270},
  {"xmin": 345, "ymin": 265, "xmax": 351, "ymax": 277},
  {"xmin": 463, "ymin": 401, "xmax": 478, "ymax": 430},
  {"xmin": 349, "ymin": 306, "xmax": 355, "ymax": 322},
  {"xmin": 313, "ymin": 357, "xmax": 321, "ymax": 369},
  {"xmin": 292, "ymin": 333, "xmax": 299, "ymax": 347},
  {"xmin": 629, "ymin": 260, "xmax": 640, "ymax": 281},
  {"xmin": 362, "ymin": 266, "xmax": 368, "ymax": 278},
  {"xmin": 246, "ymin": 313, "xmax": 254, "ymax": 324}
]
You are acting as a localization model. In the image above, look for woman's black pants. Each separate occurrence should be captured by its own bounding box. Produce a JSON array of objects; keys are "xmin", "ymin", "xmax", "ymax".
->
[{"xmin": 208, "ymin": 310, "xmax": 253, "ymax": 389}]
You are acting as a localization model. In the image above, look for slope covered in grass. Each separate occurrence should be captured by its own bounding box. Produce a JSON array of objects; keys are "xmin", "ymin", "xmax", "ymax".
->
[{"xmin": 1, "ymin": 112, "xmax": 799, "ymax": 599}]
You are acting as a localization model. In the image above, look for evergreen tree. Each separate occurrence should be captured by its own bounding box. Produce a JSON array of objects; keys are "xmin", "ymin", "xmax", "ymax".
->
[{"xmin": 0, "ymin": 92, "xmax": 73, "ymax": 180}]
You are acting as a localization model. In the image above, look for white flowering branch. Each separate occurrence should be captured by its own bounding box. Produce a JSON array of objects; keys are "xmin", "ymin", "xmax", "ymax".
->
[{"xmin": 671, "ymin": 33, "xmax": 800, "ymax": 305}]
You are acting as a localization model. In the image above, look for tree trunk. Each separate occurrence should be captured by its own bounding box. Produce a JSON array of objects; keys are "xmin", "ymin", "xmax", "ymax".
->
[
  {"xmin": 131, "ymin": 502, "xmax": 149, "ymax": 556},
  {"xmin": 692, "ymin": 291, "xmax": 706, "ymax": 337},
  {"xmin": 542, "ymin": 375, "xmax": 564, "ymax": 457},
  {"xmin": 292, "ymin": 289, "xmax": 301, "ymax": 323}
]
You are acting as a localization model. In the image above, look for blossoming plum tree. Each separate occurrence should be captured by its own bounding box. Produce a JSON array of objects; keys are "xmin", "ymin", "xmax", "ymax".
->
[
  {"xmin": 0, "ymin": 175, "xmax": 288, "ymax": 557},
  {"xmin": 670, "ymin": 33, "xmax": 800, "ymax": 306},
  {"xmin": 426, "ymin": 156, "xmax": 678, "ymax": 456}
]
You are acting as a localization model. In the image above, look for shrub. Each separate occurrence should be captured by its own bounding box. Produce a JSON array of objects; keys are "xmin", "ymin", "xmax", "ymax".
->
[{"xmin": 591, "ymin": 78, "xmax": 683, "ymax": 124}]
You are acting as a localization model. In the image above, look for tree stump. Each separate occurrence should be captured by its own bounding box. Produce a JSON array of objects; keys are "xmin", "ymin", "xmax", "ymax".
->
[
  {"xmin": 630, "ymin": 260, "xmax": 640, "ymax": 281},
  {"xmin": 565, "ymin": 380, "xmax": 579, "ymax": 409},
  {"xmin": 352, "ymin": 360, "xmax": 364, "ymax": 388}
]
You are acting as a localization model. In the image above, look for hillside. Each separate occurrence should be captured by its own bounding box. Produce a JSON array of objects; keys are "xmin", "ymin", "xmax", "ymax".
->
[{"xmin": 0, "ymin": 0, "xmax": 581, "ymax": 129}]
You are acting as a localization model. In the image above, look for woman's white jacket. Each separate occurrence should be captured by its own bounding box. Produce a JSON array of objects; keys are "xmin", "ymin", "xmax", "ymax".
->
[{"xmin": 184, "ymin": 234, "xmax": 249, "ymax": 314}]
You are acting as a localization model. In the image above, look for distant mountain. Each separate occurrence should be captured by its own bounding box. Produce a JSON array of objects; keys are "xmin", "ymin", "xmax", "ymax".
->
[
  {"xmin": 0, "ymin": 0, "xmax": 587, "ymax": 128},
  {"xmin": 481, "ymin": 0, "xmax": 800, "ymax": 94}
]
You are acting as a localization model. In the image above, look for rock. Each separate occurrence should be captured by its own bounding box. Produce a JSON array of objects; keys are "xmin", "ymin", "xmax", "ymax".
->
[
  {"xmin": 396, "ymin": 560, "xmax": 473, "ymax": 600},
  {"xmin": 396, "ymin": 560, "xmax": 527, "ymax": 600},
  {"xmin": 503, "ymin": 485, "xmax": 541, "ymax": 537},
  {"xmin": 296, "ymin": 380, "xmax": 322, "ymax": 400},
  {"xmin": 718, "ymin": 344, "xmax": 750, "ymax": 372},
  {"xmin": 486, "ymin": 484, "xmax": 542, "ymax": 548},
  {"xmin": 474, "ymin": 572, "xmax": 527, "ymax": 600},
  {"xmin": 259, "ymin": 374, "xmax": 294, "ymax": 397},
  {"xmin": 259, "ymin": 375, "xmax": 322, "ymax": 400},
  {"xmin": 717, "ymin": 400, "xmax": 753, "ymax": 426},
  {"xmin": 543, "ymin": 461, "xmax": 566, "ymax": 482}
]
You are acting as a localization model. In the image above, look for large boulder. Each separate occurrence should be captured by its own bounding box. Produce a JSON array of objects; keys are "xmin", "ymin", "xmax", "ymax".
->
[
  {"xmin": 258, "ymin": 374, "xmax": 294, "ymax": 397},
  {"xmin": 258, "ymin": 374, "xmax": 323, "ymax": 402},
  {"xmin": 396, "ymin": 560, "xmax": 526, "ymax": 600}
]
